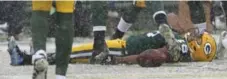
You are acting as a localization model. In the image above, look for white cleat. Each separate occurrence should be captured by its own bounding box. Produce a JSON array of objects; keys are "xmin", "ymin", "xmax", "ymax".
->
[{"xmin": 32, "ymin": 50, "xmax": 48, "ymax": 79}]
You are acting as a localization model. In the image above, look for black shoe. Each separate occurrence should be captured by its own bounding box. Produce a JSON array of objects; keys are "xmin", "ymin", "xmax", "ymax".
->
[
  {"xmin": 102, "ymin": 55, "xmax": 117, "ymax": 65},
  {"xmin": 111, "ymin": 29, "xmax": 125, "ymax": 40},
  {"xmin": 89, "ymin": 43, "xmax": 109, "ymax": 64},
  {"xmin": 153, "ymin": 11, "xmax": 167, "ymax": 25}
]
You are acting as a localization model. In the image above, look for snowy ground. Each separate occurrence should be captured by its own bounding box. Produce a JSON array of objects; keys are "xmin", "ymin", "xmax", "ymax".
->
[{"xmin": 0, "ymin": 34, "xmax": 227, "ymax": 79}]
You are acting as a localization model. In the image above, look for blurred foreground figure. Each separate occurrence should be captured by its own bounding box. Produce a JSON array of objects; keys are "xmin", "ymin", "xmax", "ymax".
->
[{"xmin": 31, "ymin": 1, "xmax": 74, "ymax": 79}]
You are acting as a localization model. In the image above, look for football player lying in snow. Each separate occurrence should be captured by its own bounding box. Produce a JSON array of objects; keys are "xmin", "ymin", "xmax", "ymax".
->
[
  {"xmin": 8, "ymin": 27, "xmax": 217, "ymax": 67},
  {"xmin": 7, "ymin": 11, "xmax": 217, "ymax": 67}
]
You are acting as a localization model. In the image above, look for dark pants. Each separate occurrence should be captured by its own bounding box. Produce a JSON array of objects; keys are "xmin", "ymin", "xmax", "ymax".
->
[{"xmin": 0, "ymin": 1, "xmax": 26, "ymax": 37}]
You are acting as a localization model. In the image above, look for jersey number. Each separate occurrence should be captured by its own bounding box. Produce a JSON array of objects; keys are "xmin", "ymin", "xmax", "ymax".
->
[
  {"xmin": 147, "ymin": 31, "xmax": 160, "ymax": 37},
  {"xmin": 181, "ymin": 44, "xmax": 188, "ymax": 54}
]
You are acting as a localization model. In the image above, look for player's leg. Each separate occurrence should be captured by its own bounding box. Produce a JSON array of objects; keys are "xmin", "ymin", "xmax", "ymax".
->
[
  {"xmin": 89, "ymin": 1, "xmax": 110, "ymax": 64},
  {"xmin": 216, "ymin": 31, "xmax": 227, "ymax": 59},
  {"xmin": 8, "ymin": 36, "xmax": 24, "ymax": 65},
  {"xmin": 222, "ymin": 1, "xmax": 227, "ymax": 26},
  {"xmin": 54, "ymin": 1, "xmax": 74, "ymax": 79},
  {"xmin": 31, "ymin": 1, "xmax": 52, "ymax": 79},
  {"xmin": 212, "ymin": 1, "xmax": 226, "ymax": 30},
  {"xmin": 31, "ymin": 1, "xmax": 51, "ymax": 52},
  {"xmin": 8, "ymin": 35, "xmax": 58, "ymax": 66},
  {"xmin": 7, "ymin": 2, "xmax": 25, "ymax": 40},
  {"xmin": 0, "ymin": 2, "xmax": 25, "ymax": 40},
  {"xmin": 153, "ymin": 11, "xmax": 181, "ymax": 62},
  {"xmin": 111, "ymin": 0, "xmax": 146, "ymax": 39},
  {"xmin": 153, "ymin": 11, "xmax": 173, "ymax": 43},
  {"xmin": 104, "ymin": 46, "xmax": 168, "ymax": 67}
]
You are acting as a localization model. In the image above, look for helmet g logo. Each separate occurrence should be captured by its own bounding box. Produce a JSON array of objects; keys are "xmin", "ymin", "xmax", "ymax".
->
[
  {"xmin": 188, "ymin": 32, "xmax": 217, "ymax": 61},
  {"xmin": 204, "ymin": 43, "xmax": 212, "ymax": 55}
]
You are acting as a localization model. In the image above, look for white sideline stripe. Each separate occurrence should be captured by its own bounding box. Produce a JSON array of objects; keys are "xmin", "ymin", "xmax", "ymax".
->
[
  {"xmin": 93, "ymin": 26, "xmax": 106, "ymax": 31},
  {"xmin": 70, "ymin": 51, "xmax": 122, "ymax": 58}
]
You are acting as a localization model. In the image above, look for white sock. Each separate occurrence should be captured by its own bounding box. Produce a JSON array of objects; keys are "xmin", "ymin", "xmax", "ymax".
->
[
  {"xmin": 93, "ymin": 26, "xmax": 106, "ymax": 32},
  {"xmin": 56, "ymin": 75, "xmax": 66, "ymax": 79},
  {"xmin": 117, "ymin": 17, "xmax": 132, "ymax": 32}
]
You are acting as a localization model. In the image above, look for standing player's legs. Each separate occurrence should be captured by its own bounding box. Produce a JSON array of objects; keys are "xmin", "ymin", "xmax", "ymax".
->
[
  {"xmin": 32, "ymin": 1, "xmax": 51, "ymax": 52},
  {"xmin": 111, "ymin": 0, "xmax": 146, "ymax": 39},
  {"xmin": 31, "ymin": 1, "xmax": 52, "ymax": 79},
  {"xmin": 90, "ymin": 1, "xmax": 109, "ymax": 64},
  {"xmin": 55, "ymin": 1, "xmax": 74, "ymax": 79}
]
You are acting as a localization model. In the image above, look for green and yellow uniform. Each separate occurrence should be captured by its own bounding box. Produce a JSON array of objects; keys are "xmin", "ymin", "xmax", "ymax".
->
[
  {"xmin": 31, "ymin": 0, "xmax": 75, "ymax": 76},
  {"xmin": 69, "ymin": 31, "xmax": 190, "ymax": 63},
  {"xmin": 12, "ymin": 31, "xmax": 200, "ymax": 65}
]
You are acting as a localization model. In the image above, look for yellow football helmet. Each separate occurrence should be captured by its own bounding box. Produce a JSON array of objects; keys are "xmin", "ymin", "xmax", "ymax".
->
[{"xmin": 187, "ymin": 32, "xmax": 217, "ymax": 61}]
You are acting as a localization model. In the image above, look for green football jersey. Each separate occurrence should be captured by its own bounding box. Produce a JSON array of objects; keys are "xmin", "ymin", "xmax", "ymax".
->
[
  {"xmin": 126, "ymin": 31, "xmax": 191, "ymax": 61},
  {"xmin": 126, "ymin": 31, "xmax": 166, "ymax": 55},
  {"xmin": 173, "ymin": 32, "xmax": 191, "ymax": 62}
]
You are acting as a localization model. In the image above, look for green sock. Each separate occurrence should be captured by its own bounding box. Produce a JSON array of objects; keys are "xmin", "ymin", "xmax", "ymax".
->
[
  {"xmin": 55, "ymin": 12, "xmax": 74, "ymax": 76},
  {"xmin": 31, "ymin": 11, "xmax": 49, "ymax": 53}
]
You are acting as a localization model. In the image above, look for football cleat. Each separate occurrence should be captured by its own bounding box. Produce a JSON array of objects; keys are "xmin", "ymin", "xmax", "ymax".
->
[
  {"xmin": 8, "ymin": 36, "xmax": 23, "ymax": 65},
  {"xmin": 32, "ymin": 50, "xmax": 48, "ymax": 79},
  {"xmin": 153, "ymin": 11, "xmax": 167, "ymax": 25},
  {"xmin": 90, "ymin": 43, "xmax": 110, "ymax": 64}
]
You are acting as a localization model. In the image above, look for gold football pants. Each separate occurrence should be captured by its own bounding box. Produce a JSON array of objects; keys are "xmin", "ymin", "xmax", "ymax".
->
[{"xmin": 32, "ymin": 1, "xmax": 74, "ymax": 13}]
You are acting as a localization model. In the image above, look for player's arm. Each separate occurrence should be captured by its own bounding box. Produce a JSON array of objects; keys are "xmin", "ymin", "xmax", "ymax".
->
[
  {"xmin": 110, "ymin": 47, "xmax": 168, "ymax": 67},
  {"xmin": 178, "ymin": 1, "xmax": 194, "ymax": 34},
  {"xmin": 203, "ymin": 1, "xmax": 213, "ymax": 33}
]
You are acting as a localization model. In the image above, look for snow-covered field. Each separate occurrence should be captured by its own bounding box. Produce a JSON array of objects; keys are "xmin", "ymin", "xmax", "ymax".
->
[{"xmin": 0, "ymin": 34, "xmax": 227, "ymax": 79}]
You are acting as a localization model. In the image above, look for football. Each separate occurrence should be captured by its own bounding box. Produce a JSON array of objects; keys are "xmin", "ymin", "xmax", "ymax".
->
[{"xmin": 137, "ymin": 48, "xmax": 167, "ymax": 67}]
